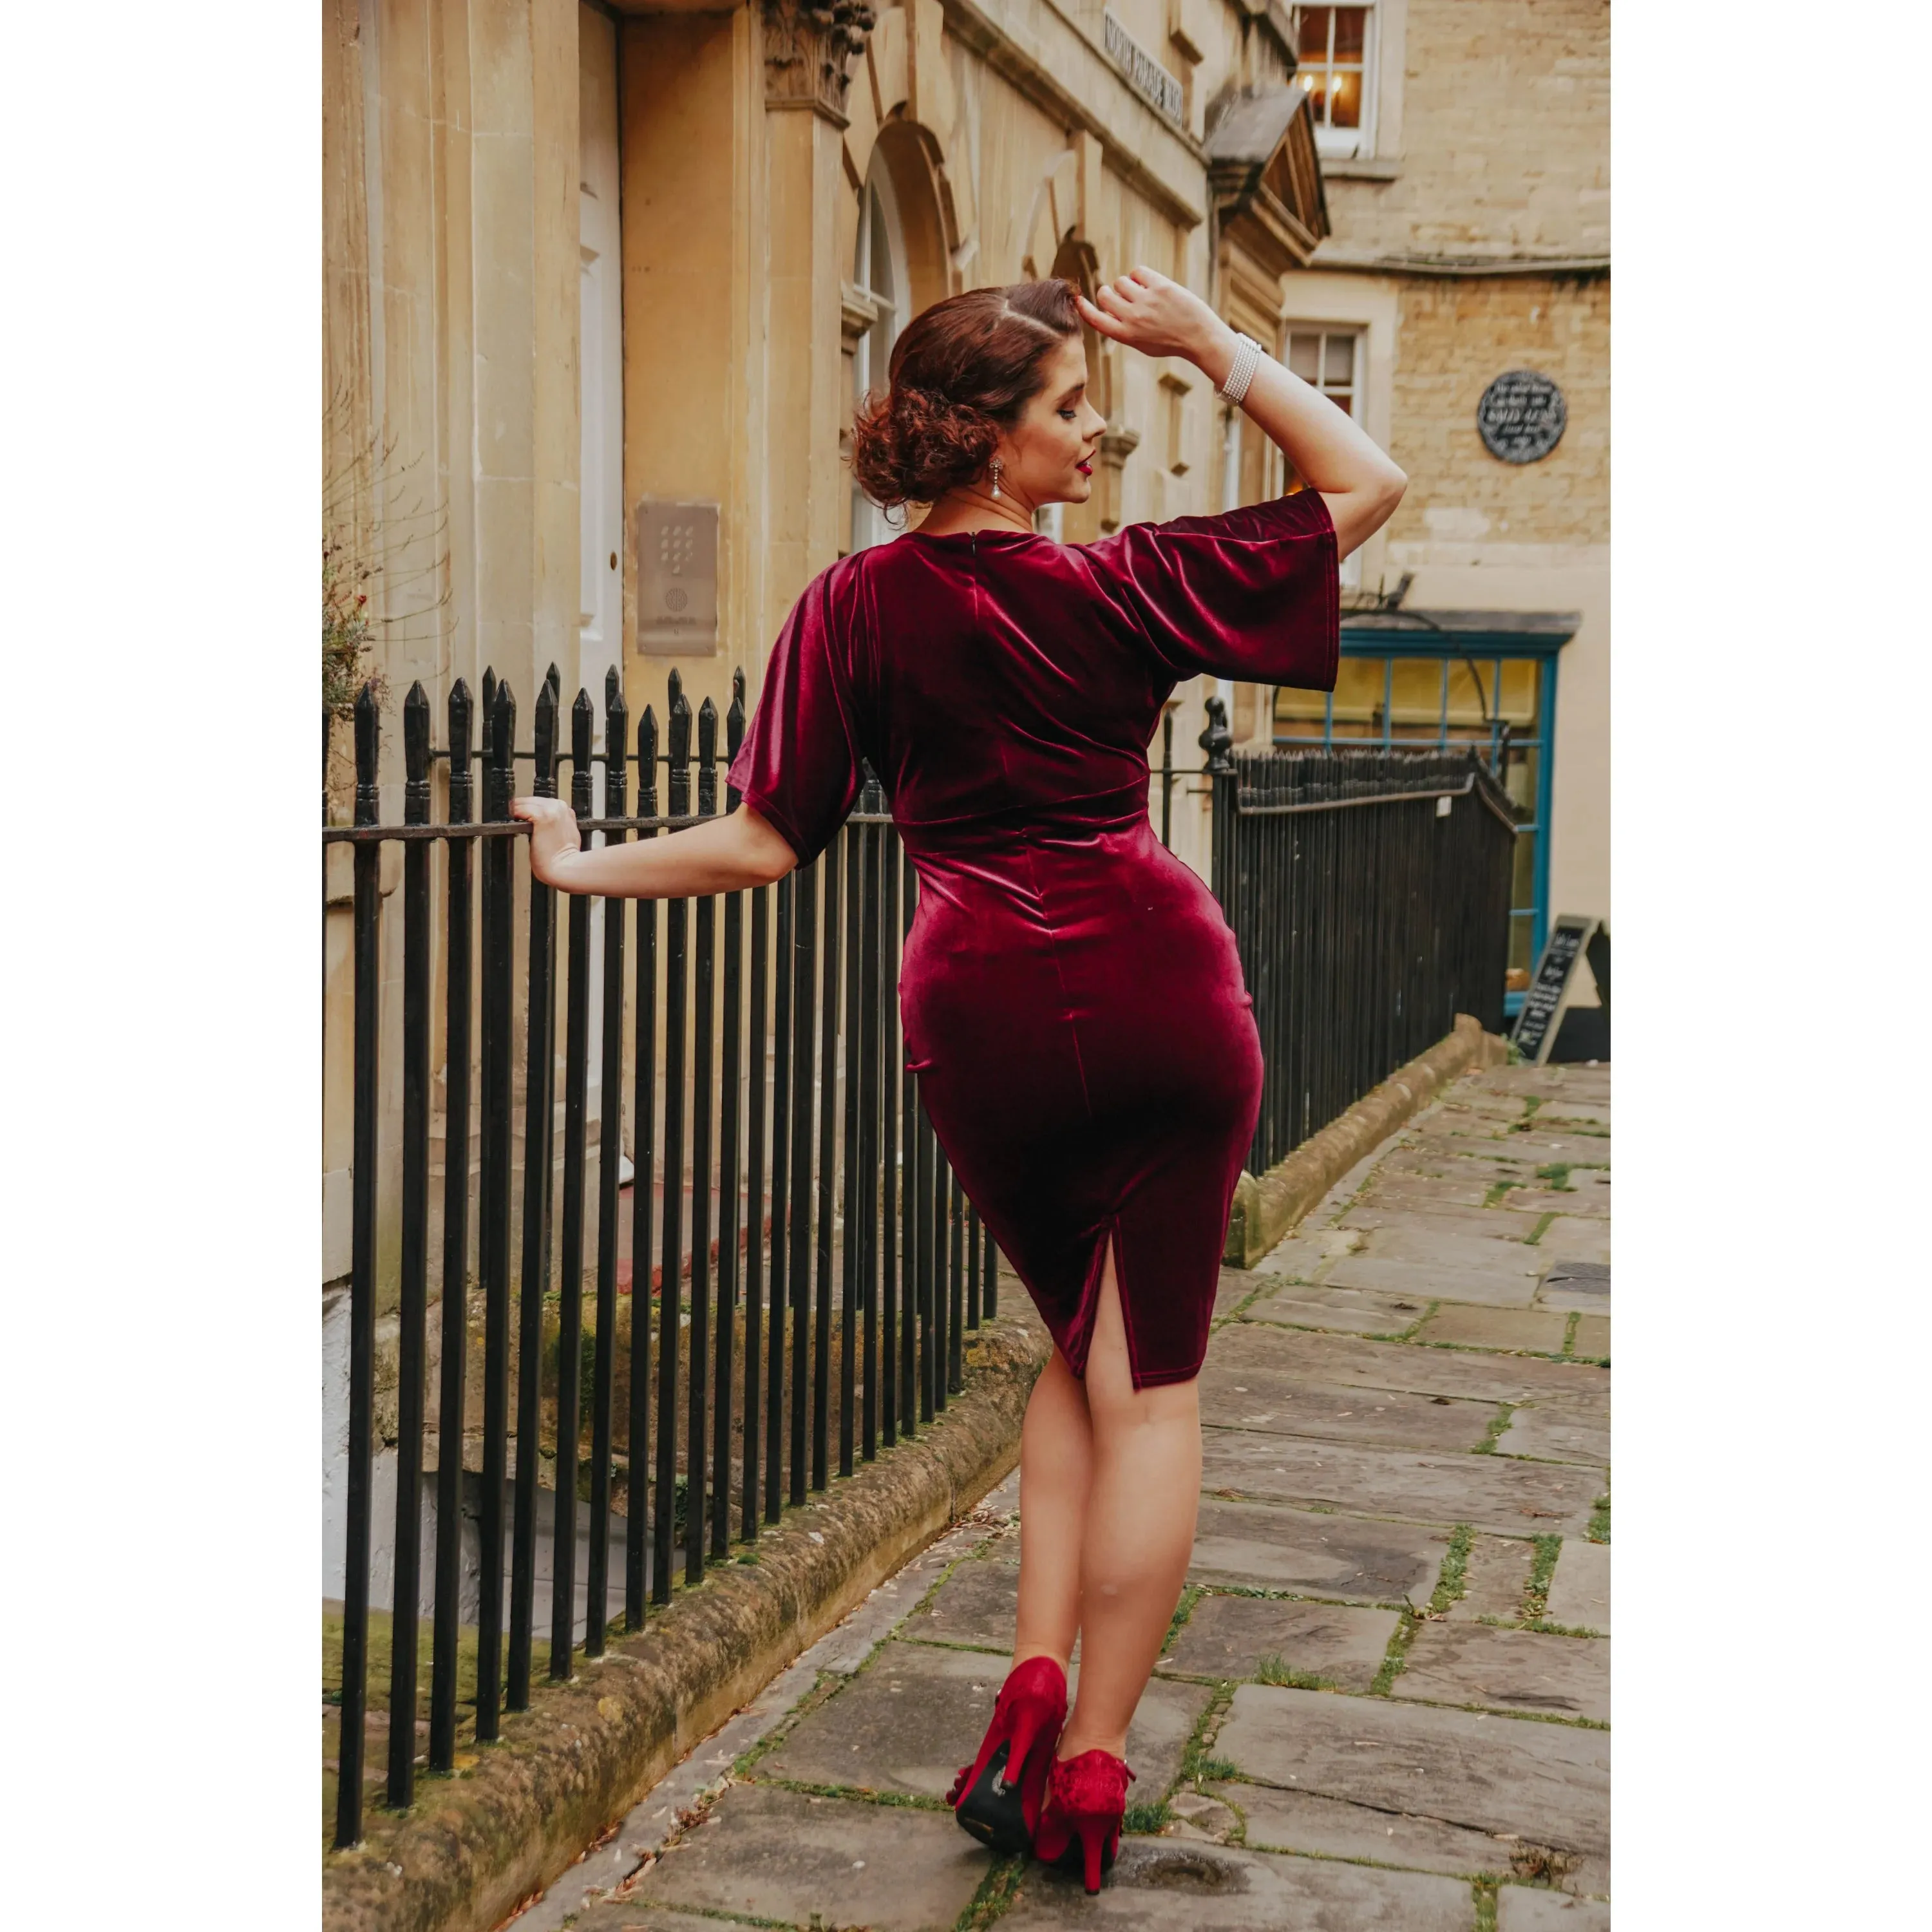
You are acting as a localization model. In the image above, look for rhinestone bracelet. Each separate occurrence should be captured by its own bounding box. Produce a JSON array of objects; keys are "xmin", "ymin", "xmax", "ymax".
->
[{"xmin": 1216, "ymin": 331, "xmax": 1264, "ymax": 408}]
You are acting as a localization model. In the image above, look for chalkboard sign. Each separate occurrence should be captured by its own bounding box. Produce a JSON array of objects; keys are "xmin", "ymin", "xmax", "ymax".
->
[
  {"xmin": 1478, "ymin": 370, "xmax": 1567, "ymax": 464},
  {"xmin": 1512, "ymin": 914, "xmax": 1599, "ymax": 1065}
]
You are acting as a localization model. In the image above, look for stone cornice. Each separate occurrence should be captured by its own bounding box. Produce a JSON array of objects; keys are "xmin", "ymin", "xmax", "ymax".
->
[
  {"xmin": 938, "ymin": 0, "xmax": 1206, "ymax": 229},
  {"xmin": 763, "ymin": 0, "xmax": 878, "ymax": 126}
]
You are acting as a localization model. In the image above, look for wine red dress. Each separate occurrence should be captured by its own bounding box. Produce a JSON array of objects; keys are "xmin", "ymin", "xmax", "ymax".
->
[{"xmin": 727, "ymin": 489, "xmax": 1340, "ymax": 1389}]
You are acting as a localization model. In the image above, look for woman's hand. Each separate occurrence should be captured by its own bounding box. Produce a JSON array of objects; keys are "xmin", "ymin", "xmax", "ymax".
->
[
  {"xmin": 509, "ymin": 794, "xmax": 583, "ymax": 889},
  {"xmin": 1074, "ymin": 267, "xmax": 1235, "ymax": 376}
]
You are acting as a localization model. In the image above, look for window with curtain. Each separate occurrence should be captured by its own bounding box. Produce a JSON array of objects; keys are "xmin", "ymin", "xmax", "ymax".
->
[{"xmin": 1295, "ymin": 6, "xmax": 1376, "ymax": 158}]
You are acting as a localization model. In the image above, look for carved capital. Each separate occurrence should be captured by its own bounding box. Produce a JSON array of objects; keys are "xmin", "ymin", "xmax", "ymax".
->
[{"xmin": 763, "ymin": 0, "xmax": 877, "ymax": 126}]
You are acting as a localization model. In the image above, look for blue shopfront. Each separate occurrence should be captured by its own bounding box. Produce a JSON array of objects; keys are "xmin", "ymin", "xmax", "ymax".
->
[{"xmin": 1273, "ymin": 610, "xmax": 1578, "ymax": 1019}]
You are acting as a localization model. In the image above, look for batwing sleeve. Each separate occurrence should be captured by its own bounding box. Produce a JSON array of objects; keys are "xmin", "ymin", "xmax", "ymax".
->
[
  {"xmin": 724, "ymin": 564, "xmax": 865, "ymax": 869},
  {"xmin": 1088, "ymin": 488, "xmax": 1341, "ymax": 692}
]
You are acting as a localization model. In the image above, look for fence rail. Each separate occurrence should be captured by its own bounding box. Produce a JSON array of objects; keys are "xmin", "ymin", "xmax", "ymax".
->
[{"xmin": 324, "ymin": 667, "xmax": 1517, "ymax": 1851}]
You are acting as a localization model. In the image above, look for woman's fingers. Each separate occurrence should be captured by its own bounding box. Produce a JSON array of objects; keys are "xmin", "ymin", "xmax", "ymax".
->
[{"xmin": 1074, "ymin": 290, "xmax": 1129, "ymax": 341}]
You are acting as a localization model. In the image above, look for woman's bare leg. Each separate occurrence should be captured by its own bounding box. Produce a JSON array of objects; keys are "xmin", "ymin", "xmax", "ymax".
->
[
  {"xmin": 1057, "ymin": 1243, "xmax": 1201, "ymax": 1760},
  {"xmin": 1012, "ymin": 1346, "xmax": 1092, "ymax": 1671}
]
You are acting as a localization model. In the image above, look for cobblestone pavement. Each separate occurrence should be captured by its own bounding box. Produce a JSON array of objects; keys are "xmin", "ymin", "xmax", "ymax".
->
[{"xmin": 514, "ymin": 1063, "xmax": 1611, "ymax": 1931}]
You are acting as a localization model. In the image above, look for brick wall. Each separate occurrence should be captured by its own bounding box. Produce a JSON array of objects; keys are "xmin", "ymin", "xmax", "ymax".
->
[
  {"xmin": 1322, "ymin": 0, "xmax": 1610, "ymax": 261},
  {"xmin": 1385, "ymin": 273, "xmax": 1608, "ymax": 551}
]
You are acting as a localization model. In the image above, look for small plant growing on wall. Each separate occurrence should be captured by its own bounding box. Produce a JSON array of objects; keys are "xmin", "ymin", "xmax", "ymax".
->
[{"xmin": 323, "ymin": 535, "xmax": 385, "ymax": 719}]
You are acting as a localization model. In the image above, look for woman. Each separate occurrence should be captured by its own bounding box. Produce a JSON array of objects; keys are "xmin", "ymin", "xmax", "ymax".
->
[{"xmin": 515, "ymin": 267, "xmax": 1405, "ymax": 1892}]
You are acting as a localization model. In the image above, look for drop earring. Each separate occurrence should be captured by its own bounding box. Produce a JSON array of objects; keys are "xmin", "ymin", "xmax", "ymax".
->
[{"xmin": 989, "ymin": 457, "xmax": 1003, "ymax": 499}]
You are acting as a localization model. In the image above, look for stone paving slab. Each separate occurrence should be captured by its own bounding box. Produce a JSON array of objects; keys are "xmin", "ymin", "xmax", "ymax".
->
[
  {"xmin": 1232, "ymin": 1331, "xmax": 1609, "ymax": 1406},
  {"xmin": 759, "ymin": 1638, "xmax": 1210, "ymax": 1806},
  {"xmin": 1497, "ymin": 1407, "xmax": 1610, "ymax": 1468},
  {"xmin": 1211, "ymin": 1778, "xmax": 1527, "ymax": 1882},
  {"xmin": 1325, "ymin": 1255, "xmax": 1544, "ymax": 1309},
  {"xmin": 1384, "ymin": 1151, "xmax": 1548, "ymax": 1188},
  {"xmin": 1001, "ymin": 1837, "xmax": 1477, "ymax": 1930},
  {"xmin": 1536, "ymin": 1219, "xmax": 1613, "ymax": 1264},
  {"xmin": 1446, "ymin": 1535, "xmax": 1535, "ymax": 1623},
  {"xmin": 1200, "ymin": 1428, "xmax": 1599, "ymax": 1535},
  {"xmin": 1498, "ymin": 1188, "xmax": 1609, "ymax": 1220},
  {"xmin": 904, "ymin": 1554, "xmax": 1016, "ymax": 1653},
  {"xmin": 1416, "ymin": 1305, "xmax": 1570, "ymax": 1353},
  {"xmin": 1497, "ymin": 1888, "xmax": 1613, "ymax": 1928},
  {"xmin": 1250, "ymin": 1226, "xmax": 1364, "ymax": 1282},
  {"xmin": 1356, "ymin": 1225, "xmax": 1549, "ymax": 1276},
  {"xmin": 1214, "ymin": 1267, "xmax": 1273, "ymax": 1318},
  {"xmin": 1570, "ymin": 1316, "xmax": 1611, "ymax": 1359},
  {"xmin": 1358, "ymin": 1174, "xmax": 1501, "ymax": 1210},
  {"xmin": 1217, "ymin": 1684, "xmax": 1610, "ymax": 1857},
  {"xmin": 1197, "ymin": 1360, "xmax": 1503, "ymax": 1453},
  {"xmin": 1544, "ymin": 1540, "xmax": 1610, "ymax": 1634},
  {"xmin": 1159, "ymin": 1593, "xmax": 1401, "ymax": 1689},
  {"xmin": 1244, "ymin": 1282, "xmax": 1430, "ymax": 1334},
  {"xmin": 1394, "ymin": 1624, "xmax": 1609, "ymax": 1724},
  {"xmin": 1190, "ymin": 1495, "xmax": 1450, "ymax": 1604},
  {"xmin": 627, "ymin": 1784, "xmax": 988, "ymax": 1930},
  {"xmin": 1340, "ymin": 1202, "xmax": 1540, "ymax": 1241},
  {"xmin": 571, "ymin": 1906, "xmax": 762, "ymax": 1932}
]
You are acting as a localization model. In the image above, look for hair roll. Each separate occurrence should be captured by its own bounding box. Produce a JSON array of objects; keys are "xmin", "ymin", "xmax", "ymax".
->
[{"xmin": 848, "ymin": 279, "xmax": 1083, "ymax": 511}]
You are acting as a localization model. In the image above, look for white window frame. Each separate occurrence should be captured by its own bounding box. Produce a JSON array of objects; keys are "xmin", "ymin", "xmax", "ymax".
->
[
  {"xmin": 1282, "ymin": 321, "xmax": 1367, "ymax": 589},
  {"xmin": 851, "ymin": 160, "xmax": 910, "ymax": 553},
  {"xmin": 1294, "ymin": 5, "xmax": 1378, "ymax": 161}
]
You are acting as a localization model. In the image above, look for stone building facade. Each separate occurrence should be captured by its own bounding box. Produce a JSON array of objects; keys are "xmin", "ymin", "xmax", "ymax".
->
[{"xmin": 321, "ymin": 0, "xmax": 1607, "ymax": 1280}]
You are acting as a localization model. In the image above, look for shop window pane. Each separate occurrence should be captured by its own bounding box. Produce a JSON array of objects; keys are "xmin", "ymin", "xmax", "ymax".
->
[
  {"xmin": 1329, "ymin": 657, "xmax": 1385, "ymax": 730},
  {"xmin": 1323, "ymin": 335, "xmax": 1355, "ymax": 384},
  {"xmin": 1509, "ymin": 914, "xmax": 1534, "ymax": 976},
  {"xmin": 1299, "ymin": 6, "xmax": 1332, "ymax": 59},
  {"xmin": 1333, "ymin": 6, "xmax": 1367, "ymax": 58},
  {"xmin": 1497, "ymin": 658, "xmax": 1539, "ymax": 730},
  {"xmin": 1389, "ymin": 658, "xmax": 1446, "ymax": 738},
  {"xmin": 1502, "ymin": 744, "xmax": 1539, "ymax": 817},
  {"xmin": 1511, "ymin": 831, "xmax": 1537, "ymax": 914},
  {"xmin": 1444, "ymin": 659, "xmax": 1495, "ymax": 730},
  {"xmin": 1288, "ymin": 332, "xmax": 1323, "ymax": 382},
  {"xmin": 1329, "ymin": 71, "xmax": 1361, "ymax": 127},
  {"xmin": 1274, "ymin": 684, "xmax": 1328, "ymax": 727}
]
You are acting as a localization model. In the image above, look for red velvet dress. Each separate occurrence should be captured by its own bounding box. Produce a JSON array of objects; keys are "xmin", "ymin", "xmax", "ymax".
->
[{"xmin": 727, "ymin": 489, "xmax": 1340, "ymax": 1388}]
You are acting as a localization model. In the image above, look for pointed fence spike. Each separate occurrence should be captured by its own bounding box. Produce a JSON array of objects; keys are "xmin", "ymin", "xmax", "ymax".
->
[
  {"xmin": 605, "ymin": 679, "xmax": 629, "ymax": 817},
  {"xmin": 571, "ymin": 689, "xmax": 595, "ymax": 814},
  {"xmin": 448, "ymin": 681, "xmax": 475, "ymax": 822},
  {"xmin": 638, "ymin": 705, "xmax": 659, "ymax": 817},
  {"xmin": 697, "ymin": 697, "xmax": 719, "ymax": 815},
  {"xmin": 354, "ymin": 683, "xmax": 381, "ymax": 826},
  {"xmin": 535, "ymin": 677, "xmax": 559, "ymax": 798}
]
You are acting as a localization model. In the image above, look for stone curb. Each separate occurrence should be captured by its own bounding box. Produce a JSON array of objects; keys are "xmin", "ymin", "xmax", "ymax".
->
[
  {"xmin": 322, "ymin": 1311, "xmax": 1050, "ymax": 1932},
  {"xmin": 1223, "ymin": 1014, "xmax": 1508, "ymax": 1268}
]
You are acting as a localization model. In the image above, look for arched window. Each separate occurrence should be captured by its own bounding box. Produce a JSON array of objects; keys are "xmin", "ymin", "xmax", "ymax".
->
[{"xmin": 850, "ymin": 158, "xmax": 909, "ymax": 552}]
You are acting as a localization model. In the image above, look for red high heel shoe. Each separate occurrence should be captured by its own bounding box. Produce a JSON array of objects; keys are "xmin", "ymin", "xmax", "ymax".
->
[
  {"xmin": 1033, "ymin": 1748, "xmax": 1135, "ymax": 1894},
  {"xmin": 945, "ymin": 1656, "xmax": 1068, "ymax": 1855}
]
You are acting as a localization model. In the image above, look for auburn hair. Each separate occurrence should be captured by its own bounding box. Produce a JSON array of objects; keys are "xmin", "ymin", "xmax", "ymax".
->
[{"xmin": 849, "ymin": 279, "xmax": 1083, "ymax": 510}]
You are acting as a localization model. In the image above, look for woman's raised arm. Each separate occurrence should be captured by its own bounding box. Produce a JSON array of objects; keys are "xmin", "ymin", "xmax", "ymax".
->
[
  {"xmin": 508, "ymin": 794, "xmax": 799, "ymax": 897},
  {"xmin": 1075, "ymin": 267, "xmax": 1406, "ymax": 560}
]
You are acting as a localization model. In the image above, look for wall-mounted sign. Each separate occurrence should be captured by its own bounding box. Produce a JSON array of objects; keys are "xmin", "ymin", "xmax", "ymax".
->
[
  {"xmin": 635, "ymin": 498, "xmax": 719, "ymax": 656},
  {"xmin": 1477, "ymin": 369, "xmax": 1567, "ymax": 464},
  {"xmin": 1103, "ymin": 11, "xmax": 1185, "ymax": 126}
]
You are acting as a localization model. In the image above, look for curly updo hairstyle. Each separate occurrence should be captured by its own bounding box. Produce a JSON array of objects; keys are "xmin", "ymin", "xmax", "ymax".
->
[{"xmin": 849, "ymin": 279, "xmax": 1083, "ymax": 511}]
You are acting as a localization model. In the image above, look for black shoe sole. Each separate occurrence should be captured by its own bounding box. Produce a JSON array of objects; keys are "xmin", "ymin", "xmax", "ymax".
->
[{"xmin": 954, "ymin": 1742, "xmax": 1032, "ymax": 1858}]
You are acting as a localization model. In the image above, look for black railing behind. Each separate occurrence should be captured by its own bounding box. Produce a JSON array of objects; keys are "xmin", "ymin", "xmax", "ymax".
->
[
  {"xmin": 323, "ymin": 665, "xmax": 998, "ymax": 1850},
  {"xmin": 1206, "ymin": 724, "xmax": 1517, "ymax": 1174}
]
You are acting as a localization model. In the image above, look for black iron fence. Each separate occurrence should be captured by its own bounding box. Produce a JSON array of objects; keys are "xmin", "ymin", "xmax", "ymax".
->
[
  {"xmin": 323, "ymin": 665, "xmax": 996, "ymax": 1849},
  {"xmin": 322, "ymin": 667, "xmax": 1516, "ymax": 1851},
  {"xmin": 1202, "ymin": 707, "xmax": 1518, "ymax": 1173}
]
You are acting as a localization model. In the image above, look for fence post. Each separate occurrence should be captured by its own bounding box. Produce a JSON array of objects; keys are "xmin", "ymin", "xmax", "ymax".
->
[
  {"xmin": 333, "ymin": 682, "xmax": 383, "ymax": 1851},
  {"xmin": 386, "ymin": 682, "xmax": 434, "ymax": 1806},
  {"xmin": 476, "ymin": 679, "xmax": 516, "ymax": 1737},
  {"xmin": 627, "ymin": 702, "xmax": 659, "ymax": 1627},
  {"xmin": 430, "ymin": 677, "xmax": 474, "ymax": 1770}
]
